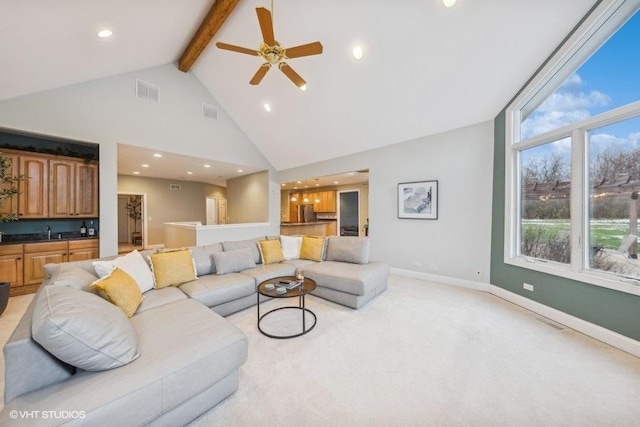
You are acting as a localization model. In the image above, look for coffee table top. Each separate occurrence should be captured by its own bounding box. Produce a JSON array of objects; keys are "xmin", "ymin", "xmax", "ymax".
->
[{"xmin": 257, "ymin": 276, "xmax": 316, "ymax": 298}]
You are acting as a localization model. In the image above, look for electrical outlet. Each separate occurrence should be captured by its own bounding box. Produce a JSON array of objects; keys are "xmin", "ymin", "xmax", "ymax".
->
[{"xmin": 523, "ymin": 283, "xmax": 534, "ymax": 291}]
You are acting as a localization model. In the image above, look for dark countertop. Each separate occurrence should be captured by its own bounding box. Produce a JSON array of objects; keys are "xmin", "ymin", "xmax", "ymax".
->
[{"xmin": 0, "ymin": 232, "xmax": 98, "ymax": 245}]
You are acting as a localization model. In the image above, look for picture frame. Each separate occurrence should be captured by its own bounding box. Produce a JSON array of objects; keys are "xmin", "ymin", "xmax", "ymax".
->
[{"xmin": 398, "ymin": 180, "xmax": 438, "ymax": 220}]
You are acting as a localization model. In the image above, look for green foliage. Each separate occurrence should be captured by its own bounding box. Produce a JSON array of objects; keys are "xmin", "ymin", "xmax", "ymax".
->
[{"xmin": 0, "ymin": 155, "xmax": 26, "ymax": 222}]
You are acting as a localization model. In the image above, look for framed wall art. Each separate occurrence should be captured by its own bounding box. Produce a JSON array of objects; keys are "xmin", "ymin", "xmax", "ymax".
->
[{"xmin": 398, "ymin": 180, "xmax": 438, "ymax": 219}]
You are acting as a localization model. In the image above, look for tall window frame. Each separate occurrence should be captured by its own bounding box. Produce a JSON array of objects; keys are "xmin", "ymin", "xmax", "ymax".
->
[{"xmin": 505, "ymin": 0, "xmax": 640, "ymax": 296}]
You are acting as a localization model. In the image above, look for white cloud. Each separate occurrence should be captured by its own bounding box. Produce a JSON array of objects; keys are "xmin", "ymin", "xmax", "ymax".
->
[{"xmin": 521, "ymin": 73, "xmax": 611, "ymax": 139}]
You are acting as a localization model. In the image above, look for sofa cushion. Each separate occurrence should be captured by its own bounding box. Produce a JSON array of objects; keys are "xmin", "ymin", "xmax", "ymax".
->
[
  {"xmin": 179, "ymin": 273, "xmax": 256, "ymax": 308},
  {"xmin": 300, "ymin": 236, "xmax": 326, "ymax": 262},
  {"xmin": 222, "ymin": 237, "xmax": 262, "ymax": 264},
  {"xmin": 149, "ymin": 248, "xmax": 198, "ymax": 288},
  {"xmin": 258, "ymin": 239, "xmax": 285, "ymax": 264},
  {"xmin": 212, "ymin": 248, "xmax": 256, "ymax": 275},
  {"xmin": 136, "ymin": 287, "xmax": 188, "ymax": 313},
  {"xmin": 326, "ymin": 236, "xmax": 371, "ymax": 264},
  {"xmin": 280, "ymin": 235, "xmax": 303, "ymax": 260},
  {"xmin": 7, "ymin": 299, "xmax": 248, "ymax": 426},
  {"xmin": 190, "ymin": 242, "xmax": 224, "ymax": 275},
  {"xmin": 241, "ymin": 263, "xmax": 297, "ymax": 284},
  {"xmin": 91, "ymin": 267, "xmax": 143, "ymax": 317},
  {"xmin": 31, "ymin": 286, "xmax": 140, "ymax": 372},
  {"xmin": 93, "ymin": 249, "xmax": 155, "ymax": 293},
  {"xmin": 49, "ymin": 266, "xmax": 99, "ymax": 293},
  {"xmin": 303, "ymin": 261, "xmax": 390, "ymax": 296}
]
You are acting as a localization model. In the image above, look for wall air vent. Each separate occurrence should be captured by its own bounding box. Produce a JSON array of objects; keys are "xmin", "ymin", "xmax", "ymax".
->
[
  {"xmin": 169, "ymin": 184, "xmax": 182, "ymax": 191},
  {"xmin": 136, "ymin": 79, "xmax": 159, "ymax": 104},
  {"xmin": 202, "ymin": 103, "xmax": 218, "ymax": 122}
]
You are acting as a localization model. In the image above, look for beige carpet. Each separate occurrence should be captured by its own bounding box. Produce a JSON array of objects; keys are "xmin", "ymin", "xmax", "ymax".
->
[
  {"xmin": 191, "ymin": 275, "xmax": 640, "ymax": 426},
  {"xmin": 3, "ymin": 276, "xmax": 640, "ymax": 426}
]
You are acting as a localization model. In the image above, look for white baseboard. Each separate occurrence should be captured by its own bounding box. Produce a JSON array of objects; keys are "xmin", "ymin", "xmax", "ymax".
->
[{"xmin": 392, "ymin": 268, "xmax": 640, "ymax": 358}]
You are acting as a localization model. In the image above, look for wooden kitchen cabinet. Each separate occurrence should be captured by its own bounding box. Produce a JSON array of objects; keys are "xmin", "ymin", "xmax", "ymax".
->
[
  {"xmin": 23, "ymin": 241, "xmax": 68, "ymax": 285},
  {"xmin": 312, "ymin": 190, "xmax": 337, "ymax": 213},
  {"xmin": 68, "ymin": 239, "xmax": 99, "ymax": 261},
  {"xmin": 50, "ymin": 159, "xmax": 99, "ymax": 218},
  {"xmin": 0, "ymin": 244, "xmax": 24, "ymax": 296},
  {"xmin": 18, "ymin": 155, "xmax": 49, "ymax": 218},
  {"xmin": 0, "ymin": 154, "xmax": 19, "ymax": 218}
]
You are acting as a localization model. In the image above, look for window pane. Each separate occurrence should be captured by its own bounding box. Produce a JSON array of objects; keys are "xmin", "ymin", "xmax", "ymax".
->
[
  {"xmin": 588, "ymin": 116, "xmax": 640, "ymax": 277},
  {"xmin": 520, "ymin": 139, "xmax": 571, "ymax": 263},
  {"xmin": 521, "ymin": 11, "xmax": 640, "ymax": 140}
]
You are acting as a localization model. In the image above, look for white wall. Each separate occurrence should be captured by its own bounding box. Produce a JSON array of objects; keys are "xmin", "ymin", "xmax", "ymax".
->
[
  {"xmin": 278, "ymin": 121, "xmax": 495, "ymax": 283},
  {"xmin": 0, "ymin": 64, "xmax": 278, "ymax": 256}
]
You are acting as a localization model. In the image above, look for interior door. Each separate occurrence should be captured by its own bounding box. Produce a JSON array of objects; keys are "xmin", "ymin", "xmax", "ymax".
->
[
  {"xmin": 117, "ymin": 196, "xmax": 129, "ymax": 243},
  {"xmin": 338, "ymin": 191, "xmax": 359, "ymax": 236},
  {"xmin": 206, "ymin": 197, "xmax": 218, "ymax": 225}
]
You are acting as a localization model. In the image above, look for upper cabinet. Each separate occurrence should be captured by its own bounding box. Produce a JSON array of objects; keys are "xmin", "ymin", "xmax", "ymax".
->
[
  {"xmin": 18, "ymin": 155, "xmax": 49, "ymax": 218},
  {"xmin": 313, "ymin": 190, "xmax": 336, "ymax": 213},
  {"xmin": 0, "ymin": 153, "xmax": 19, "ymax": 218},
  {"xmin": 0, "ymin": 150, "xmax": 98, "ymax": 219},
  {"xmin": 50, "ymin": 159, "xmax": 99, "ymax": 217}
]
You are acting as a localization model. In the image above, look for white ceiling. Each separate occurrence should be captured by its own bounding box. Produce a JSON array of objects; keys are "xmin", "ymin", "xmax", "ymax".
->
[{"xmin": 1, "ymin": 0, "xmax": 596, "ymax": 172}]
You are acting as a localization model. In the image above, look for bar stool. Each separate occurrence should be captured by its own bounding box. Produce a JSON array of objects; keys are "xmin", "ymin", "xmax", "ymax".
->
[{"xmin": 132, "ymin": 232, "xmax": 142, "ymax": 246}]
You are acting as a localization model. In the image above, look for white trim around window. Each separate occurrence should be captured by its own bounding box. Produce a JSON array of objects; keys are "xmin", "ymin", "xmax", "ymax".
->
[{"xmin": 504, "ymin": 0, "xmax": 640, "ymax": 296}]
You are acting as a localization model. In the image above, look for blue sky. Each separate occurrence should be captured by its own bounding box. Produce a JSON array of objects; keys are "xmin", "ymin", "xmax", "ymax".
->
[{"xmin": 521, "ymin": 9, "xmax": 640, "ymax": 157}]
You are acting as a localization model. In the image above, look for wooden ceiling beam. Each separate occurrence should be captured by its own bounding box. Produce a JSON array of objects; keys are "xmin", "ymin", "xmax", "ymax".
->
[{"xmin": 178, "ymin": 0, "xmax": 240, "ymax": 73}]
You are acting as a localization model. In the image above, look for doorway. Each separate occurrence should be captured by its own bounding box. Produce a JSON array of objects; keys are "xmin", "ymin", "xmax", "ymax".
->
[
  {"xmin": 117, "ymin": 192, "xmax": 148, "ymax": 253},
  {"xmin": 338, "ymin": 190, "xmax": 360, "ymax": 236}
]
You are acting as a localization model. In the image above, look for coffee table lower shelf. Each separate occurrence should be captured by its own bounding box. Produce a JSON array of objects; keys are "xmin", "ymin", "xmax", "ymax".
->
[{"xmin": 257, "ymin": 276, "xmax": 318, "ymax": 339}]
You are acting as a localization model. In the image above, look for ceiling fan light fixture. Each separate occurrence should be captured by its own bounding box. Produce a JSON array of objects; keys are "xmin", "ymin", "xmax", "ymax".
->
[
  {"xmin": 352, "ymin": 46, "xmax": 363, "ymax": 60},
  {"xmin": 299, "ymin": 84, "xmax": 307, "ymax": 91},
  {"xmin": 443, "ymin": 0, "xmax": 457, "ymax": 8},
  {"xmin": 264, "ymin": 103, "xmax": 272, "ymax": 112}
]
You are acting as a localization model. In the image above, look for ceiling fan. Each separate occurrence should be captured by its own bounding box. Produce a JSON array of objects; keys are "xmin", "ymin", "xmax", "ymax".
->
[{"xmin": 215, "ymin": 7, "xmax": 323, "ymax": 89}]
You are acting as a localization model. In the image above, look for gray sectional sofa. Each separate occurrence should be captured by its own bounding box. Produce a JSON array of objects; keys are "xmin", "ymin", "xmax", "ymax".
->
[{"xmin": 1, "ymin": 235, "xmax": 389, "ymax": 426}]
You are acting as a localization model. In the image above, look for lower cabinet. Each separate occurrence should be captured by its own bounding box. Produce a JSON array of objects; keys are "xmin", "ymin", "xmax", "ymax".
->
[{"xmin": 1, "ymin": 239, "xmax": 99, "ymax": 296}]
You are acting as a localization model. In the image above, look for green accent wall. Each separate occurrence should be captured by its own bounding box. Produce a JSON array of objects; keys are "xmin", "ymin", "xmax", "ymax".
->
[{"xmin": 491, "ymin": 110, "xmax": 640, "ymax": 340}]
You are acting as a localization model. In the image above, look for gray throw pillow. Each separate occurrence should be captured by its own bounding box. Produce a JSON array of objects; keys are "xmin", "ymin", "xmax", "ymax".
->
[
  {"xmin": 212, "ymin": 247, "xmax": 257, "ymax": 274},
  {"xmin": 190, "ymin": 243, "xmax": 224, "ymax": 275},
  {"xmin": 32, "ymin": 286, "xmax": 140, "ymax": 371},
  {"xmin": 221, "ymin": 238, "xmax": 262, "ymax": 264},
  {"xmin": 326, "ymin": 236, "xmax": 371, "ymax": 264}
]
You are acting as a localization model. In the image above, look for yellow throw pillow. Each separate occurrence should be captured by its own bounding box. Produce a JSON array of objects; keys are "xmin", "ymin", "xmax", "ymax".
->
[
  {"xmin": 149, "ymin": 248, "xmax": 197, "ymax": 288},
  {"xmin": 299, "ymin": 236, "xmax": 325, "ymax": 262},
  {"xmin": 91, "ymin": 267, "xmax": 142, "ymax": 318},
  {"xmin": 258, "ymin": 239, "xmax": 285, "ymax": 264}
]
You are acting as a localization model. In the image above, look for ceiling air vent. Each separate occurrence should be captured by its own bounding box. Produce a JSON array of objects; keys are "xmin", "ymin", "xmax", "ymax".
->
[
  {"xmin": 136, "ymin": 79, "xmax": 159, "ymax": 104},
  {"xmin": 169, "ymin": 184, "xmax": 182, "ymax": 191},
  {"xmin": 202, "ymin": 103, "xmax": 218, "ymax": 122}
]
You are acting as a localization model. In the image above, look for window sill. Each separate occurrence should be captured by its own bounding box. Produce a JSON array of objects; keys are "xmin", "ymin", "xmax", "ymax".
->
[{"xmin": 504, "ymin": 256, "xmax": 640, "ymax": 297}]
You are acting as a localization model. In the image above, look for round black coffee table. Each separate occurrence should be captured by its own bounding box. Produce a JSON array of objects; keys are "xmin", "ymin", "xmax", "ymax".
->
[{"xmin": 257, "ymin": 276, "xmax": 317, "ymax": 339}]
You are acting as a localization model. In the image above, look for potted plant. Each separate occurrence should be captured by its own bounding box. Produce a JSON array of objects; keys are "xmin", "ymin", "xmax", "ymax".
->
[{"xmin": 126, "ymin": 195, "xmax": 142, "ymax": 239}]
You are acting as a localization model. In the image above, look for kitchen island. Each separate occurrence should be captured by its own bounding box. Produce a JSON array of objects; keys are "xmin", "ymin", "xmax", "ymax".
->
[{"xmin": 280, "ymin": 222, "xmax": 332, "ymax": 236}]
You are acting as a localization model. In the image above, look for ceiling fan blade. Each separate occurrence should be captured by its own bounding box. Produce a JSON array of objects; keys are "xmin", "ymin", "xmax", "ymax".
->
[
  {"xmin": 256, "ymin": 7, "xmax": 276, "ymax": 46},
  {"xmin": 285, "ymin": 42, "xmax": 323, "ymax": 59},
  {"xmin": 279, "ymin": 63, "xmax": 306, "ymax": 88},
  {"xmin": 216, "ymin": 42, "xmax": 259, "ymax": 56},
  {"xmin": 250, "ymin": 64, "xmax": 270, "ymax": 85}
]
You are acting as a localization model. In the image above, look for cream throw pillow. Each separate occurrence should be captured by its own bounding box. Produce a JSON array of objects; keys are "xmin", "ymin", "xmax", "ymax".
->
[
  {"xmin": 93, "ymin": 250, "xmax": 155, "ymax": 293},
  {"xmin": 258, "ymin": 239, "xmax": 286, "ymax": 264},
  {"xmin": 91, "ymin": 267, "xmax": 143, "ymax": 317},
  {"xmin": 149, "ymin": 248, "xmax": 197, "ymax": 288},
  {"xmin": 280, "ymin": 235, "xmax": 303, "ymax": 260}
]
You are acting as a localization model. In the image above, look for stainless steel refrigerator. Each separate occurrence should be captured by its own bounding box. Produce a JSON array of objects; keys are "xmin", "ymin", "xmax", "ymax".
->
[{"xmin": 297, "ymin": 204, "xmax": 317, "ymax": 223}]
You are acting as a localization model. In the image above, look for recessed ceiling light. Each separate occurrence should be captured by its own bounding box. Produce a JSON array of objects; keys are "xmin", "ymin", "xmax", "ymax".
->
[
  {"xmin": 141, "ymin": 164, "xmax": 149, "ymax": 168},
  {"xmin": 297, "ymin": 181, "xmax": 302, "ymax": 184},
  {"xmin": 237, "ymin": 169, "xmax": 243, "ymax": 173},
  {"xmin": 334, "ymin": 181, "xmax": 339, "ymax": 184},
  {"xmin": 300, "ymin": 84, "xmax": 307, "ymax": 92},
  {"xmin": 294, "ymin": 186, "xmax": 298, "ymax": 189},
  {"xmin": 204, "ymin": 164, "xmax": 211, "ymax": 168},
  {"xmin": 153, "ymin": 153, "xmax": 162, "ymax": 158},
  {"xmin": 187, "ymin": 171, "xmax": 193, "ymax": 175},
  {"xmin": 263, "ymin": 103, "xmax": 271, "ymax": 112},
  {"xmin": 133, "ymin": 171, "xmax": 140, "ymax": 175},
  {"xmin": 97, "ymin": 29, "xmax": 113, "ymax": 38},
  {"xmin": 443, "ymin": 0, "xmax": 457, "ymax": 8},
  {"xmin": 353, "ymin": 46, "xmax": 363, "ymax": 60},
  {"xmin": 316, "ymin": 183, "xmax": 320, "ymax": 187}
]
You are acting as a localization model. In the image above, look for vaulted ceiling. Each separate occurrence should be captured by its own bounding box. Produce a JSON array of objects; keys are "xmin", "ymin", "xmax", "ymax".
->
[{"xmin": 0, "ymin": 0, "xmax": 596, "ymax": 171}]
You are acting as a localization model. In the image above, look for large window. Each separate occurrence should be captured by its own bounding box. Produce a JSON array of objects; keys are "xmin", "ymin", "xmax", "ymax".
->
[{"xmin": 506, "ymin": 0, "xmax": 640, "ymax": 293}]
